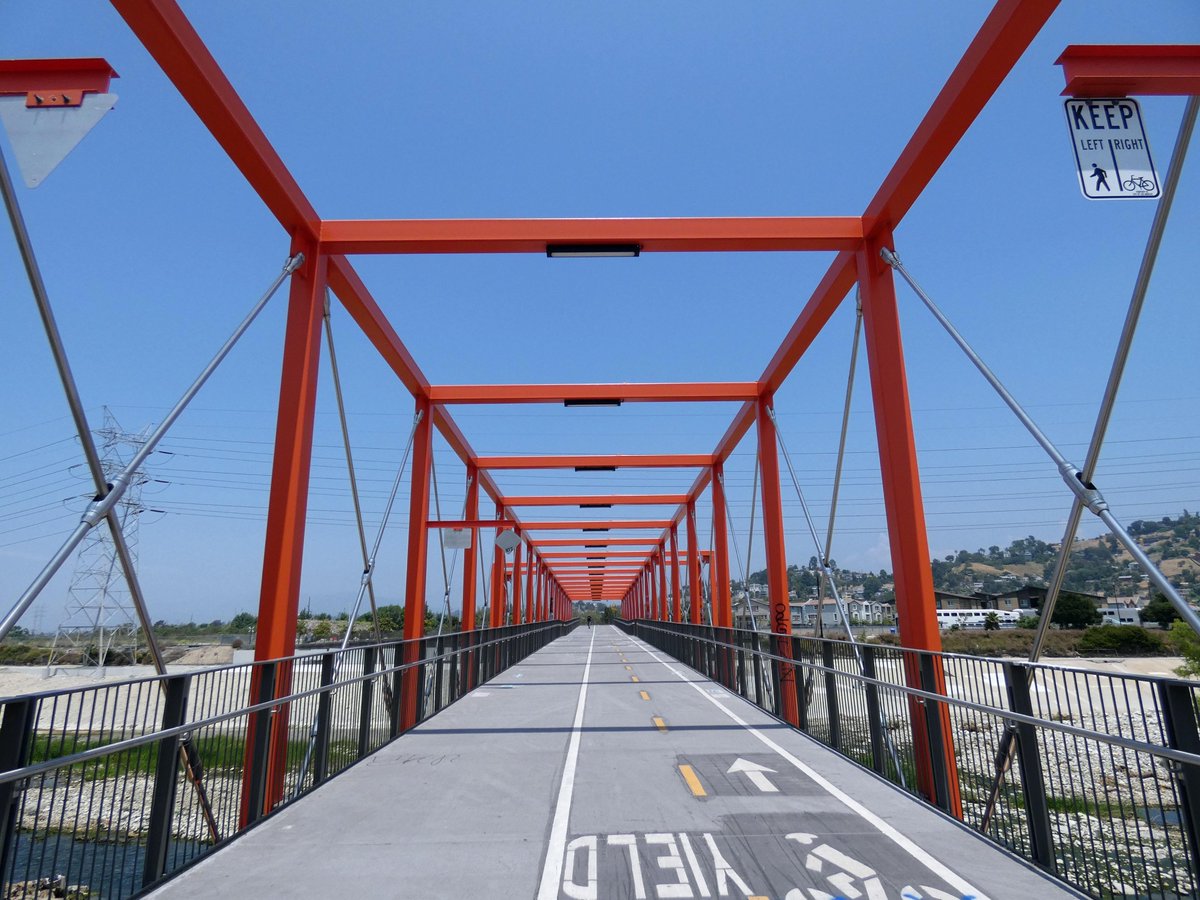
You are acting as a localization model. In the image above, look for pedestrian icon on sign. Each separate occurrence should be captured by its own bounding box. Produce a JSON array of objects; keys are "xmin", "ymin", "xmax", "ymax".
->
[{"xmin": 1089, "ymin": 163, "xmax": 1110, "ymax": 192}]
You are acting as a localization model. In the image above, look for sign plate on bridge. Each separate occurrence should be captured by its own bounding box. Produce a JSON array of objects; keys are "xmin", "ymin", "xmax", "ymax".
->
[{"xmin": 1064, "ymin": 97, "xmax": 1158, "ymax": 200}]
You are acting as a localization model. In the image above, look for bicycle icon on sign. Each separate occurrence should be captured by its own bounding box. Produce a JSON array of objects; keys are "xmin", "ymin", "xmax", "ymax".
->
[{"xmin": 1122, "ymin": 175, "xmax": 1156, "ymax": 192}]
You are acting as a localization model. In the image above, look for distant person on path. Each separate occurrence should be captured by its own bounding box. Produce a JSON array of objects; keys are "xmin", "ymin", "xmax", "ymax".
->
[
  {"xmin": 1089, "ymin": 163, "xmax": 1110, "ymax": 192},
  {"xmin": 586, "ymin": 616, "xmax": 592, "ymax": 629}
]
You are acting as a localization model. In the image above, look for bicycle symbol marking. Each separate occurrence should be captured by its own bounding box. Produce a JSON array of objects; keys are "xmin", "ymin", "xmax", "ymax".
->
[{"xmin": 1122, "ymin": 175, "xmax": 1156, "ymax": 193}]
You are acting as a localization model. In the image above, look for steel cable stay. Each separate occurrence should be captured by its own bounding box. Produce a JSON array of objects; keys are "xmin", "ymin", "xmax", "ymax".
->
[
  {"xmin": 294, "ymin": 408, "xmax": 422, "ymax": 794},
  {"xmin": 771, "ymin": 406, "xmax": 908, "ymax": 788},
  {"xmin": 322, "ymin": 292, "xmax": 384, "ymax": 647},
  {"xmin": 898, "ymin": 95, "xmax": 1200, "ymax": 837},
  {"xmin": 3, "ymin": 139, "xmax": 304, "ymax": 839}
]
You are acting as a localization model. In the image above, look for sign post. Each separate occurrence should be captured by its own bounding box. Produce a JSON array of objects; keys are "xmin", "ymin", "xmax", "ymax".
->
[{"xmin": 1064, "ymin": 97, "xmax": 1158, "ymax": 199}]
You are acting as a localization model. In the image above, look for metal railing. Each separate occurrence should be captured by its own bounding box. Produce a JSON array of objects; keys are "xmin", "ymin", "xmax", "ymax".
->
[
  {"xmin": 620, "ymin": 618, "xmax": 1200, "ymax": 900},
  {"xmin": 0, "ymin": 620, "xmax": 573, "ymax": 899}
]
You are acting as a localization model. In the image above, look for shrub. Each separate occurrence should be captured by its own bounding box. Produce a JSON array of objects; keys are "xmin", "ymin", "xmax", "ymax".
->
[{"xmin": 1078, "ymin": 625, "xmax": 1165, "ymax": 654}]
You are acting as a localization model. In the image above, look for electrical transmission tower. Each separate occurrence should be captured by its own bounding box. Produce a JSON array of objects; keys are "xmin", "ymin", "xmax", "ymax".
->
[{"xmin": 46, "ymin": 408, "xmax": 153, "ymax": 673}]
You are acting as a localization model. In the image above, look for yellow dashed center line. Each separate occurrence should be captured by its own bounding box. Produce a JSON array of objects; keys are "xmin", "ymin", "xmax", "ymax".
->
[
  {"xmin": 653, "ymin": 716, "xmax": 667, "ymax": 733},
  {"xmin": 624, "ymin": 665, "xmax": 632, "ymax": 671},
  {"xmin": 639, "ymin": 690, "xmax": 650, "ymax": 701},
  {"xmin": 679, "ymin": 765, "xmax": 706, "ymax": 797},
  {"xmin": 631, "ymin": 675, "xmax": 640, "ymax": 683}
]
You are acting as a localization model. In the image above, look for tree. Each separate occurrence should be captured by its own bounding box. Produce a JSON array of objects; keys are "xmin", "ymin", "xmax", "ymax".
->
[
  {"xmin": 361, "ymin": 604, "xmax": 404, "ymax": 633},
  {"xmin": 1141, "ymin": 595, "xmax": 1181, "ymax": 628},
  {"xmin": 983, "ymin": 612, "xmax": 1000, "ymax": 632},
  {"xmin": 1051, "ymin": 594, "xmax": 1102, "ymax": 629},
  {"xmin": 230, "ymin": 612, "xmax": 257, "ymax": 631},
  {"xmin": 312, "ymin": 619, "xmax": 333, "ymax": 641},
  {"xmin": 600, "ymin": 606, "xmax": 617, "ymax": 624},
  {"xmin": 1171, "ymin": 621, "xmax": 1200, "ymax": 678}
]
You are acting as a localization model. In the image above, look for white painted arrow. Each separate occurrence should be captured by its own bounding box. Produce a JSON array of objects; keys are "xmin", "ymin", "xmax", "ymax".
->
[{"xmin": 727, "ymin": 757, "xmax": 778, "ymax": 793}]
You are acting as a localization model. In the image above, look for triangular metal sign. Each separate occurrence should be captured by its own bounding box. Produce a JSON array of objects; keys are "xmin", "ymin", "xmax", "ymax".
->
[{"xmin": 0, "ymin": 93, "xmax": 117, "ymax": 188}]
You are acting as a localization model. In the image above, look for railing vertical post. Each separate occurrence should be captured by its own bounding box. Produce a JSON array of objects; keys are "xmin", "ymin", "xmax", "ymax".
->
[
  {"xmin": 358, "ymin": 646, "xmax": 377, "ymax": 754},
  {"xmin": 792, "ymin": 637, "xmax": 808, "ymax": 732},
  {"xmin": 143, "ymin": 675, "xmax": 190, "ymax": 889},
  {"xmin": 388, "ymin": 643, "xmax": 403, "ymax": 739},
  {"xmin": 434, "ymin": 634, "xmax": 446, "ymax": 713},
  {"xmin": 858, "ymin": 232, "xmax": 961, "ymax": 817},
  {"xmin": 447, "ymin": 632, "xmax": 459, "ymax": 703},
  {"xmin": 246, "ymin": 661, "xmax": 278, "ymax": 825},
  {"xmin": 1005, "ymin": 662, "xmax": 1055, "ymax": 869},
  {"xmin": 822, "ymin": 641, "xmax": 841, "ymax": 752},
  {"xmin": 0, "ymin": 698, "xmax": 36, "ymax": 887},
  {"xmin": 1158, "ymin": 679, "xmax": 1200, "ymax": 871},
  {"xmin": 917, "ymin": 653, "xmax": 953, "ymax": 814},
  {"xmin": 862, "ymin": 646, "xmax": 885, "ymax": 775},
  {"xmin": 313, "ymin": 651, "xmax": 335, "ymax": 786}
]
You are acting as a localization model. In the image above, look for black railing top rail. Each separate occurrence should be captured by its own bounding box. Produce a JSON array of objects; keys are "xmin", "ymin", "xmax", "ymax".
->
[
  {"xmin": 0, "ymin": 619, "xmax": 552, "ymax": 706},
  {"xmin": 0, "ymin": 621, "xmax": 564, "ymax": 787},
  {"xmin": 633, "ymin": 617, "xmax": 1200, "ymax": 694},
  {"xmin": 624, "ymin": 618, "xmax": 1200, "ymax": 767}
]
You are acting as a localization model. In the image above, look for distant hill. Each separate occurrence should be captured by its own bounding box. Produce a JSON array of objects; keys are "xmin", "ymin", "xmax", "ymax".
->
[{"xmin": 737, "ymin": 511, "xmax": 1200, "ymax": 606}]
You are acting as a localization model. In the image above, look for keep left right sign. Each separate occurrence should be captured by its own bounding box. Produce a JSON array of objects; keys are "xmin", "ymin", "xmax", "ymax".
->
[{"xmin": 1065, "ymin": 97, "xmax": 1159, "ymax": 200}]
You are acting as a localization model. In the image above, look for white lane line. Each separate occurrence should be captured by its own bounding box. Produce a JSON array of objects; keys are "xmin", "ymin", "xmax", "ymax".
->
[
  {"xmin": 627, "ymin": 635, "xmax": 990, "ymax": 900},
  {"xmin": 536, "ymin": 627, "xmax": 597, "ymax": 900}
]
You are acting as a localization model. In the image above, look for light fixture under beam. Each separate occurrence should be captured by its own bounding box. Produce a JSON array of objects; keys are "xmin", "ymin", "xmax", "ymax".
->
[
  {"xmin": 546, "ymin": 243, "xmax": 641, "ymax": 259},
  {"xmin": 574, "ymin": 465, "xmax": 617, "ymax": 472},
  {"xmin": 564, "ymin": 397, "xmax": 623, "ymax": 407},
  {"xmin": 579, "ymin": 503, "xmax": 613, "ymax": 509},
  {"xmin": 583, "ymin": 527, "xmax": 610, "ymax": 532}
]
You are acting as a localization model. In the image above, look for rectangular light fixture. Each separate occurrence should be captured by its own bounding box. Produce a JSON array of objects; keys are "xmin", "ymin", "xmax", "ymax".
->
[
  {"xmin": 584, "ymin": 527, "xmax": 610, "ymax": 532},
  {"xmin": 585, "ymin": 543, "xmax": 607, "ymax": 548},
  {"xmin": 575, "ymin": 465, "xmax": 617, "ymax": 472},
  {"xmin": 546, "ymin": 243, "xmax": 641, "ymax": 259},
  {"xmin": 580, "ymin": 503, "xmax": 612, "ymax": 509},
  {"xmin": 564, "ymin": 398, "xmax": 623, "ymax": 407}
]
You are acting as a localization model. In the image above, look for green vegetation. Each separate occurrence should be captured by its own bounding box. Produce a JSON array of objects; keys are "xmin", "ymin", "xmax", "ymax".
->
[{"xmin": 1077, "ymin": 625, "xmax": 1165, "ymax": 654}]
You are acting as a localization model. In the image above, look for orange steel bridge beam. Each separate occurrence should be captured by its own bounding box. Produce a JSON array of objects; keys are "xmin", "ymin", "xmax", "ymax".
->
[
  {"xmin": 399, "ymin": 395, "xmax": 433, "ymax": 732},
  {"xmin": 240, "ymin": 241, "xmax": 325, "ymax": 821},
  {"xmin": 429, "ymin": 383, "xmax": 758, "ymax": 404},
  {"xmin": 476, "ymin": 454, "xmax": 711, "ymax": 470},
  {"xmin": 686, "ymin": 499, "xmax": 702, "ymax": 625},
  {"xmin": 657, "ymin": 547, "xmax": 668, "ymax": 621},
  {"xmin": 489, "ymin": 503, "xmax": 506, "ymax": 628},
  {"xmin": 669, "ymin": 524, "xmax": 682, "ymax": 623},
  {"xmin": 511, "ymin": 542, "xmax": 523, "ymax": 625},
  {"xmin": 499, "ymin": 495, "xmax": 689, "ymax": 507},
  {"xmin": 318, "ymin": 216, "xmax": 863, "ymax": 255},
  {"xmin": 1056, "ymin": 45, "xmax": 1200, "ymax": 97},
  {"xmin": 710, "ymin": 463, "xmax": 732, "ymax": 630},
  {"xmin": 460, "ymin": 465, "xmax": 480, "ymax": 632},
  {"xmin": 858, "ymin": 231, "xmax": 961, "ymax": 817},
  {"xmin": 756, "ymin": 392, "xmax": 799, "ymax": 727},
  {"xmin": 533, "ymin": 538, "xmax": 660, "ymax": 547}
]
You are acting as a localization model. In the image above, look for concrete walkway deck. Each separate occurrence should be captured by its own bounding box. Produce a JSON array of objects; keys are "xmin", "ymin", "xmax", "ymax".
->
[{"xmin": 151, "ymin": 625, "xmax": 1079, "ymax": 899}]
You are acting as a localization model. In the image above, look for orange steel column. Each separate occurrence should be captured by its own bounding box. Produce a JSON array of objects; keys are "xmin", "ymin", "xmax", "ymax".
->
[
  {"xmin": 244, "ymin": 241, "xmax": 325, "ymax": 821},
  {"xmin": 686, "ymin": 500, "xmax": 702, "ymax": 624},
  {"xmin": 710, "ymin": 463, "xmax": 733, "ymax": 629},
  {"xmin": 512, "ymin": 541, "xmax": 524, "ymax": 625},
  {"xmin": 399, "ymin": 394, "xmax": 433, "ymax": 732},
  {"xmin": 756, "ymin": 392, "xmax": 799, "ymax": 726},
  {"xmin": 533, "ymin": 559, "xmax": 542, "ymax": 621},
  {"xmin": 489, "ymin": 505, "xmax": 506, "ymax": 627},
  {"xmin": 656, "ymin": 546, "xmax": 668, "ymax": 621},
  {"xmin": 525, "ymin": 546, "xmax": 535, "ymax": 622},
  {"xmin": 669, "ymin": 524, "xmax": 682, "ymax": 622},
  {"xmin": 461, "ymin": 464, "xmax": 480, "ymax": 632},
  {"xmin": 858, "ymin": 231, "xmax": 962, "ymax": 817}
]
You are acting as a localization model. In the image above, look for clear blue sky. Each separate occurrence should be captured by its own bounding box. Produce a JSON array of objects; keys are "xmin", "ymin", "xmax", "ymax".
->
[{"xmin": 1, "ymin": 1, "xmax": 1197, "ymax": 627}]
